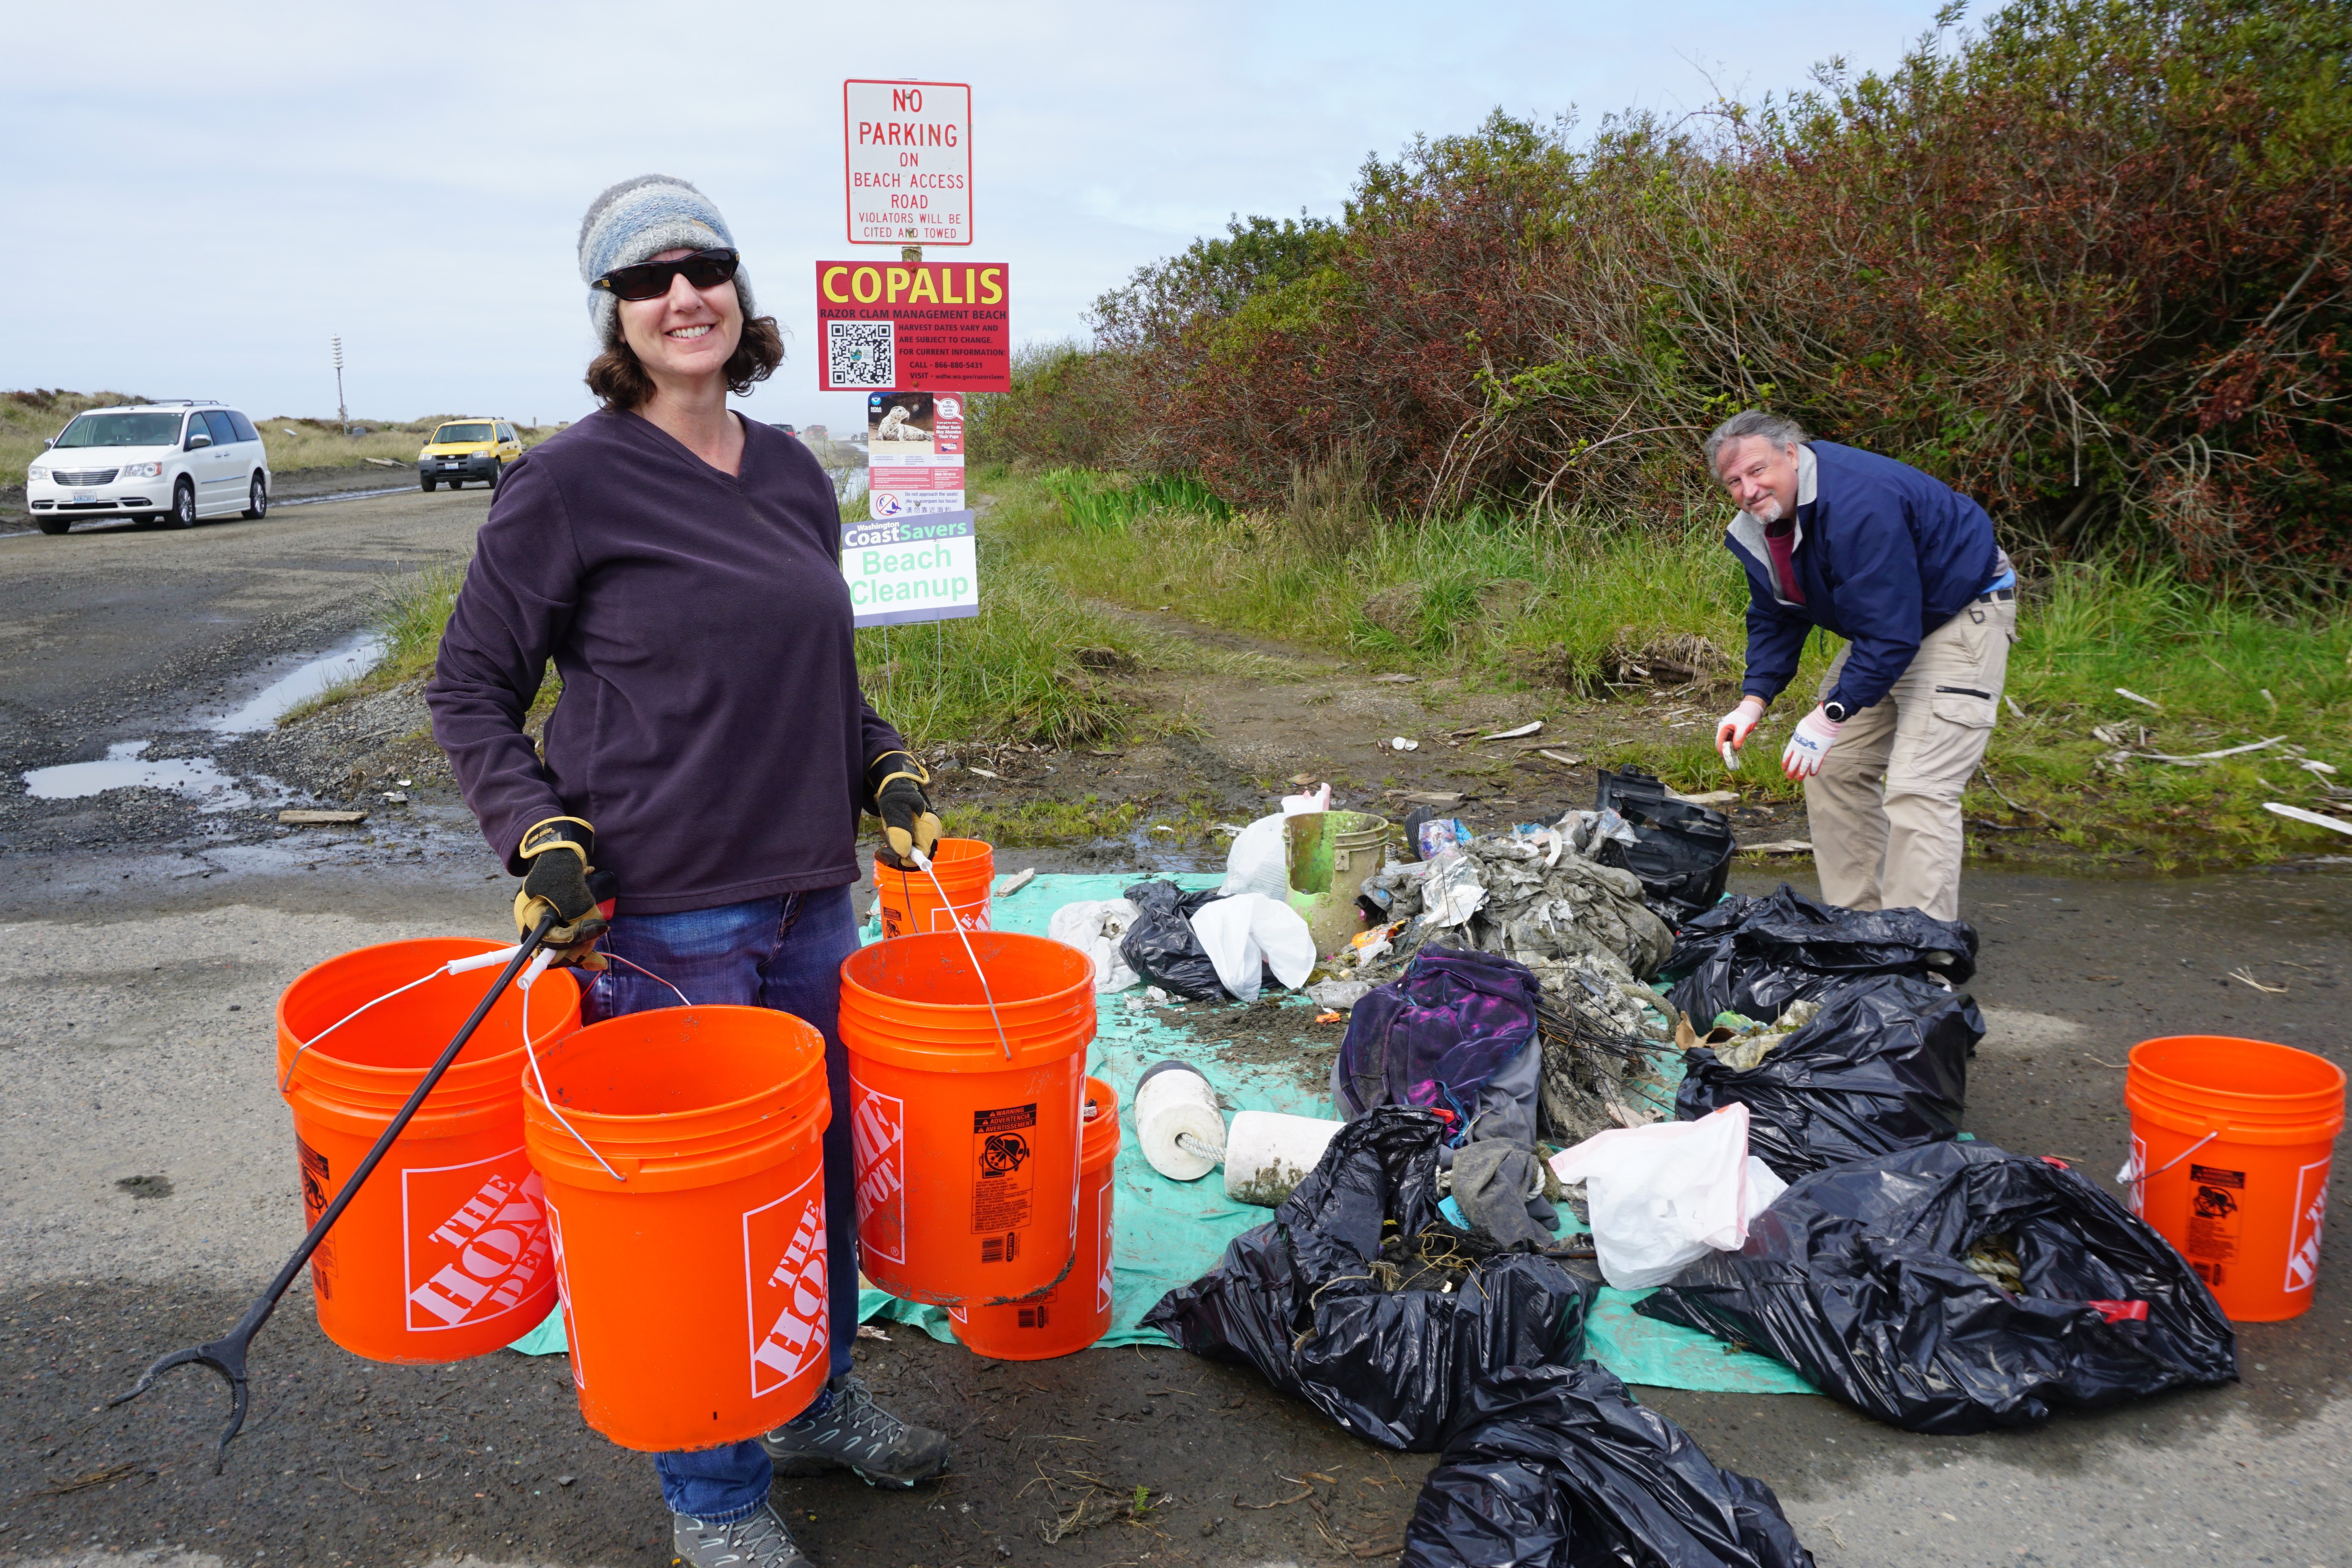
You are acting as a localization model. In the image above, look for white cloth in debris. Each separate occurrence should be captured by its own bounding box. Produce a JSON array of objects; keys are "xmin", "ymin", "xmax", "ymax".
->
[
  {"xmin": 1046, "ymin": 898, "xmax": 1142, "ymax": 992},
  {"xmin": 1190, "ymin": 893, "xmax": 1316, "ymax": 1004}
]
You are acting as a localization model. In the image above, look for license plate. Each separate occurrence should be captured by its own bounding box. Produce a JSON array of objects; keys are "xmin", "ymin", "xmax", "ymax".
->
[
  {"xmin": 72, "ymin": 490, "xmax": 96, "ymax": 503},
  {"xmin": 441, "ymin": 462, "xmax": 461, "ymax": 470}
]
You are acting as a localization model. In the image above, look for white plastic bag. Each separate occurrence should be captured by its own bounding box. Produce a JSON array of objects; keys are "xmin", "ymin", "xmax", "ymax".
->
[
  {"xmin": 1189, "ymin": 893, "xmax": 1317, "ymax": 1004},
  {"xmin": 1045, "ymin": 898, "xmax": 1142, "ymax": 993},
  {"xmin": 1546, "ymin": 1104, "xmax": 1788, "ymax": 1289},
  {"xmin": 1218, "ymin": 788, "xmax": 1331, "ymax": 901}
]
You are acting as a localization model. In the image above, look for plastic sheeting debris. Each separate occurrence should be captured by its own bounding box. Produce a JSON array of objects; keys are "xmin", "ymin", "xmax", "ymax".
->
[
  {"xmin": 1402, "ymin": 1361, "xmax": 1816, "ymax": 1568},
  {"xmin": 1637, "ymin": 1140, "xmax": 2238, "ymax": 1433}
]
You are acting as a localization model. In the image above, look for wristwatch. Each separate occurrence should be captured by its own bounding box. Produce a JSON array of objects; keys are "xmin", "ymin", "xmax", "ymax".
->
[{"xmin": 1822, "ymin": 699, "xmax": 1851, "ymax": 723}]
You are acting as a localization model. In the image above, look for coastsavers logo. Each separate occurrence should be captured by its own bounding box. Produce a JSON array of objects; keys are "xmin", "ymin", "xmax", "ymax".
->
[
  {"xmin": 744, "ymin": 1171, "xmax": 829, "ymax": 1398},
  {"xmin": 851, "ymin": 1081, "xmax": 906, "ymax": 1264},
  {"xmin": 402, "ymin": 1152, "xmax": 552, "ymax": 1332}
]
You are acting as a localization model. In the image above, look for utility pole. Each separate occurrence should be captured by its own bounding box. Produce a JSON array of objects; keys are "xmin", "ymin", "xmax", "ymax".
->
[
  {"xmin": 332, "ymin": 337, "xmax": 348, "ymax": 434},
  {"xmin": 902, "ymin": 245, "xmax": 922, "ymax": 263}
]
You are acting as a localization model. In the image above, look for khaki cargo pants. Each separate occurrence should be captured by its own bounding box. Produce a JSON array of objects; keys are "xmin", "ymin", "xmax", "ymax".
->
[{"xmin": 1804, "ymin": 595, "xmax": 2016, "ymax": 921}]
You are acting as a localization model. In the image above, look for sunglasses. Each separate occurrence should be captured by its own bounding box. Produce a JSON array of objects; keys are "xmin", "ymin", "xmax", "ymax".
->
[{"xmin": 593, "ymin": 247, "xmax": 740, "ymax": 302}]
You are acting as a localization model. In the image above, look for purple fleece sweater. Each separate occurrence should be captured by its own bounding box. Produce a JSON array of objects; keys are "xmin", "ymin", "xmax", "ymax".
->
[{"xmin": 426, "ymin": 409, "xmax": 904, "ymax": 914}]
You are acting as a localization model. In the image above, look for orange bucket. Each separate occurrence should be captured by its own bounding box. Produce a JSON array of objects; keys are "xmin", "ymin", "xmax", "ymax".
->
[
  {"xmin": 839, "ymin": 931, "xmax": 1095, "ymax": 1307},
  {"xmin": 2125, "ymin": 1034, "xmax": 2345, "ymax": 1321},
  {"xmin": 276, "ymin": 938, "xmax": 580, "ymax": 1364},
  {"xmin": 521, "ymin": 1005, "xmax": 833, "ymax": 1451},
  {"xmin": 873, "ymin": 838, "xmax": 994, "ymax": 938},
  {"xmin": 955, "ymin": 1078, "xmax": 1121, "ymax": 1359}
]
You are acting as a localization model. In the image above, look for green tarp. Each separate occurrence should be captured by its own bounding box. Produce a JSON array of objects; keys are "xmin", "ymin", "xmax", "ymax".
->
[{"xmin": 511, "ymin": 871, "xmax": 1813, "ymax": 1396}]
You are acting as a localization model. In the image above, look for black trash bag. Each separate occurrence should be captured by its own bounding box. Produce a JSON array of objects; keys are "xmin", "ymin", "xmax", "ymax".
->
[
  {"xmin": 1665, "ymin": 884, "xmax": 1977, "ymax": 1024},
  {"xmin": 1403, "ymin": 1361, "xmax": 1816, "ymax": 1568},
  {"xmin": 1142, "ymin": 1107, "xmax": 1597, "ymax": 1450},
  {"xmin": 1118, "ymin": 879, "xmax": 1229, "ymax": 1001},
  {"xmin": 1676, "ymin": 974, "xmax": 1983, "ymax": 1181},
  {"xmin": 1592, "ymin": 766, "xmax": 1739, "ymax": 927},
  {"xmin": 1635, "ymin": 1140, "xmax": 2238, "ymax": 1434}
]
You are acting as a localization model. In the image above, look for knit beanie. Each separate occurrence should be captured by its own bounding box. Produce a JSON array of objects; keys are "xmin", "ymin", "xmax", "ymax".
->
[{"xmin": 576, "ymin": 174, "xmax": 758, "ymax": 347}]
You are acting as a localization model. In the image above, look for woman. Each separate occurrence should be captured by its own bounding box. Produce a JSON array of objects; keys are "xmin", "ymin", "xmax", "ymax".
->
[{"xmin": 427, "ymin": 174, "xmax": 948, "ymax": 1568}]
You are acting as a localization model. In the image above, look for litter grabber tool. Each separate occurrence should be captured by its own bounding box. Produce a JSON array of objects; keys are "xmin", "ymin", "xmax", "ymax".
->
[{"xmin": 109, "ymin": 909, "xmax": 563, "ymax": 1471}]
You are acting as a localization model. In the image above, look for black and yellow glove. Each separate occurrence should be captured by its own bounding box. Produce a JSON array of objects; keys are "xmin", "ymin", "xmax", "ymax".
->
[
  {"xmin": 866, "ymin": 751, "xmax": 943, "ymax": 863},
  {"xmin": 513, "ymin": 816, "xmax": 609, "ymax": 967}
]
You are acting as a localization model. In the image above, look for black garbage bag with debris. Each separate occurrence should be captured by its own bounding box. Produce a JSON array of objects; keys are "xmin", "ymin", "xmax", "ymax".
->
[
  {"xmin": 1592, "ymin": 766, "xmax": 1739, "ymax": 927},
  {"xmin": 1142, "ymin": 1107, "xmax": 1596, "ymax": 1451},
  {"xmin": 1403, "ymin": 1362, "xmax": 1815, "ymax": 1568},
  {"xmin": 1118, "ymin": 879, "xmax": 1230, "ymax": 1001},
  {"xmin": 1635, "ymin": 1140, "xmax": 2238, "ymax": 1434},
  {"xmin": 1665, "ymin": 884, "xmax": 1978, "ymax": 1024},
  {"xmin": 1675, "ymin": 974, "xmax": 1983, "ymax": 1180}
]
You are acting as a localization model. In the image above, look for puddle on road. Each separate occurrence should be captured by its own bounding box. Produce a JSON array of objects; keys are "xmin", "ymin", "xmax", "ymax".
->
[
  {"xmin": 20, "ymin": 634, "xmax": 387, "ymax": 806},
  {"xmin": 23, "ymin": 742, "xmax": 281, "ymax": 808},
  {"xmin": 207, "ymin": 633, "xmax": 386, "ymax": 733}
]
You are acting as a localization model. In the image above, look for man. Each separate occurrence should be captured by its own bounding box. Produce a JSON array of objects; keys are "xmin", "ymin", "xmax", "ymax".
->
[{"xmin": 1706, "ymin": 410, "xmax": 2016, "ymax": 922}]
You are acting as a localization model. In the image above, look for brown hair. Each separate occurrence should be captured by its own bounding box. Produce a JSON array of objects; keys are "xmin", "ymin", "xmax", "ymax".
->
[{"xmin": 585, "ymin": 312, "xmax": 785, "ymax": 410}]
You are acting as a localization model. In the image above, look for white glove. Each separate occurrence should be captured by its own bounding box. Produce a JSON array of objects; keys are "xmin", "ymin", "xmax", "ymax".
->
[
  {"xmin": 1782, "ymin": 707, "xmax": 1845, "ymax": 780},
  {"xmin": 1714, "ymin": 696, "xmax": 1766, "ymax": 769}
]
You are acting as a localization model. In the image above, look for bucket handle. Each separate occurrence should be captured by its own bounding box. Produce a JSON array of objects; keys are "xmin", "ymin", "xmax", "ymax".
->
[
  {"xmin": 906, "ymin": 848, "xmax": 1013, "ymax": 1061},
  {"xmin": 2115, "ymin": 1129, "xmax": 2220, "ymax": 1211},
  {"xmin": 278, "ymin": 961, "xmax": 474, "ymax": 1092},
  {"xmin": 519, "ymin": 951, "xmax": 632, "ymax": 1183}
]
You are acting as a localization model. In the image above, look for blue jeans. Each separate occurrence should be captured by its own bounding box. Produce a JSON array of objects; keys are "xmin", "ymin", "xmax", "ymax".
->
[{"xmin": 580, "ymin": 886, "xmax": 861, "ymax": 1524}]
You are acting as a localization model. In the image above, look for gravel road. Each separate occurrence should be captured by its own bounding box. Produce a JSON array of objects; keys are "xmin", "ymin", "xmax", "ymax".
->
[{"xmin": 1, "ymin": 489, "xmax": 2347, "ymax": 1568}]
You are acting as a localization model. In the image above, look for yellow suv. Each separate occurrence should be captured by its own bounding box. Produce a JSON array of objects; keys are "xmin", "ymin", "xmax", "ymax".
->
[{"xmin": 418, "ymin": 418, "xmax": 523, "ymax": 492}]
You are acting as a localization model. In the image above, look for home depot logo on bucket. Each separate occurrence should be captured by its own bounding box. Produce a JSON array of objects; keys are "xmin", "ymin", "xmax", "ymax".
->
[
  {"xmin": 2288, "ymin": 1159, "xmax": 2331, "ymax": 1294},
  {"xmin": 1094, "ymin": 1170, "xmax": 1116, "ymax": 1316},
  {"xmin": 851, "ymin": 1084, "xmax": 906, "ymax": 1265},
  {"xmin": 403, "ymin": 1152, "xmax": 551, "ymax": 1332},
  {"xmin": 743, "ymin": 1170, "xmax": 829, "ymax": 1397}
]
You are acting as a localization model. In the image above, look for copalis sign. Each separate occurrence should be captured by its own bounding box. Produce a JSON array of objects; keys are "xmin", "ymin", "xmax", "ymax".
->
[{"xmin": 844, "ymin": 80, "xmax": 971, "ymax": 247}]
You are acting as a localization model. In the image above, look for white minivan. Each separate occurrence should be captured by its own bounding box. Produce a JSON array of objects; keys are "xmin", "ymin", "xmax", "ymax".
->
[{"xmin": 25, "ymin": 401, "xmax": 272, "ymax": 534}]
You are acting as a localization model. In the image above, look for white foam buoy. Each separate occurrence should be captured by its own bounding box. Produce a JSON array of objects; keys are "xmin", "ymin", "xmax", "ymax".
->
[
  {"xmin": 1223, "ymin": 1110, "xmax": 1345, "ymax": 1207},
  {"xmin": 1133, "ymin": 1060, "xmax": 1225, "ymax": 1181}
]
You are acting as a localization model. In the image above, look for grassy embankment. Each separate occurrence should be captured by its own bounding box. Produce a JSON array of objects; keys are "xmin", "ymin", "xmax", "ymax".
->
[
  {"xmin": 2, "ymin": 389, "xmax": 561, "ymax": 479},
  {"xmin": 989, "ymin": 465, "xmax": 2352, "ymax": 871}
]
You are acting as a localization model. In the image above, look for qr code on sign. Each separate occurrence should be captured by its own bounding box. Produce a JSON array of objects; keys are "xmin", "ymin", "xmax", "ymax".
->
[{"xmin": 828, "ymin": 320, "xmax": 895, "ymax": 387}]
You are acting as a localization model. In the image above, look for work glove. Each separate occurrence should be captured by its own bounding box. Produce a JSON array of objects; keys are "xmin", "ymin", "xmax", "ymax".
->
[
  {"xmin": 513, "ymin": 816, "xmax": 609, "ymax": 967},
  {"xmin": 867, "ymin": 751, "xmax": 944, "ymax": 863},
  {"xmin": 1781, "ymin": 706, "xmax": 1844, "ymax": 780},
  {"xmin": 1714, "ymin": 696, "xmax": 1767, "ymax": 769}
]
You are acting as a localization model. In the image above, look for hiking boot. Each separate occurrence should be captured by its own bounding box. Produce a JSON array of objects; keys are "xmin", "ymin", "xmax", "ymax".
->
[
  {"xmin": 759, "ymin": 1374, "xmax": 949, "ymax": 1488},
  {"xmin": 671, "ymin": 1503, "xmax": 812, "ymax": 1568}
]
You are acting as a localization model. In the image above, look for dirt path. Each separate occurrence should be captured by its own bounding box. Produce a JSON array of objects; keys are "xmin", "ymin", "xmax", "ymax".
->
[{"xmin": 935, "ymin": 597, "xmax": 1804, "ymax": 856}]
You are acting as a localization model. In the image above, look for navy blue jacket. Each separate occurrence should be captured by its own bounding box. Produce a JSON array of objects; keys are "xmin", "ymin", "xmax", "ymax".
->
[{"xmin": 1727, "ymin": 441, "xmax": 2002, "ymax": 713}]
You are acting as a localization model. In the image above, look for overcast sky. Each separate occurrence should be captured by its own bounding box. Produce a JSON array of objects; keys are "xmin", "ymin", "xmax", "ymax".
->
[{"xmin": 2, "ymin": 0, "xmax": 1947, "ymax": 434}]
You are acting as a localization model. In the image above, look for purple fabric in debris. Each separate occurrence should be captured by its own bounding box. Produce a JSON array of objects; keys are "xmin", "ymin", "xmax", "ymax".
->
[{"xmin": 1336, "ymin": 947, "xmax": 1543, "ymax": 1141}]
